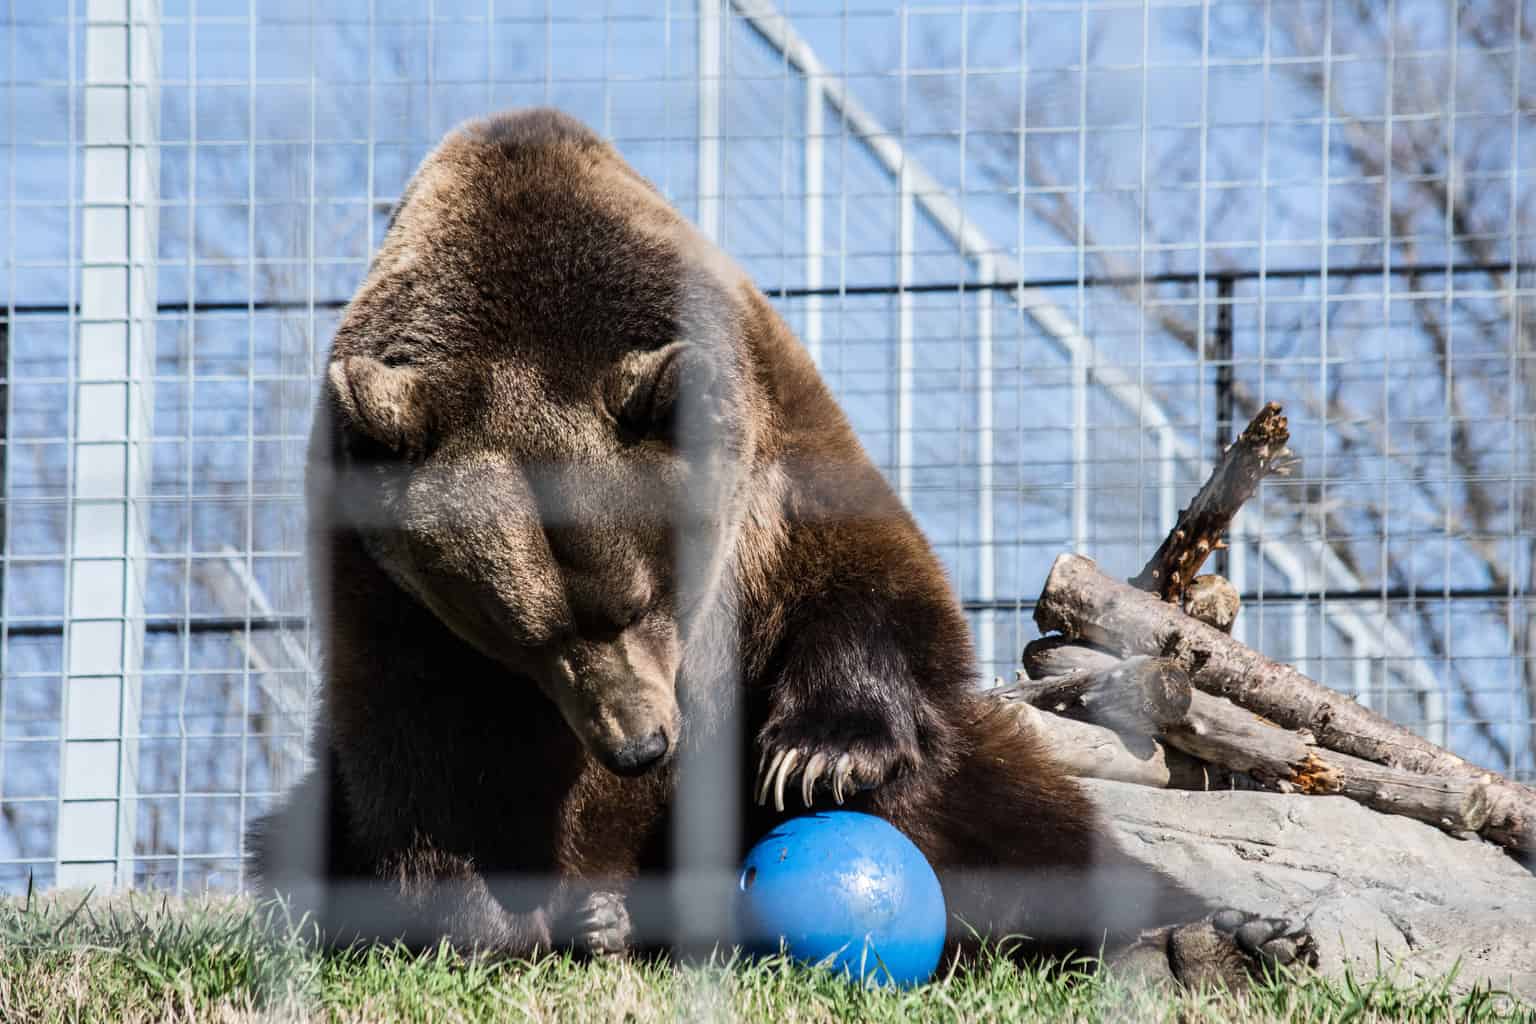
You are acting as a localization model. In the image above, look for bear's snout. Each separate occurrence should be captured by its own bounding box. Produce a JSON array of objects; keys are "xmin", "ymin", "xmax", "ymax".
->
[
  {"xmin": 601, "ymin": 728, "xmax": 672, "ymax": 777},
  {"xmin": 540, "ymin": 626, "xmax": 682, "ymax": 778}
]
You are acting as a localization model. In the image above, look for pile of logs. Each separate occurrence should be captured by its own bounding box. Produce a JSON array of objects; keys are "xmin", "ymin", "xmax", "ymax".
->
[{"xmin": 1000, "ymin": 403, "xmax": 1536, "ymax": 860}]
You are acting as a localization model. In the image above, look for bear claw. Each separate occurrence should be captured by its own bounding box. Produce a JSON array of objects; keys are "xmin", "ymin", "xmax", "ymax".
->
[{"xmin": 754, "ymin": 742, "xmax": 883, "ymax": 811}]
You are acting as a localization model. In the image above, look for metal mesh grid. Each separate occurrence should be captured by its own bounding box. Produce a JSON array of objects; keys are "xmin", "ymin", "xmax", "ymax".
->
[{"xmin": 0, "ymin": 0, "xmax": 1532, "ymax": 893}]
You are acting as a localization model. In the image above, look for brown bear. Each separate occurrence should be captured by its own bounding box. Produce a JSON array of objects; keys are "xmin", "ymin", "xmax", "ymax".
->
[{"xmin": 248, "ymin": 107, "xmax": 1316, "ymax": 987}]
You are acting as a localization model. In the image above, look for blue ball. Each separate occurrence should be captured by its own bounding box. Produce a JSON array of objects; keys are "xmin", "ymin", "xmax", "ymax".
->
[{"xmin": 736, "ymin": 811, "xmax": 947, "ymax": 986}]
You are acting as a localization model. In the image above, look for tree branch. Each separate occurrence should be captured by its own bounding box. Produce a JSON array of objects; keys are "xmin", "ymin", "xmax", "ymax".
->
[{"xmin": 1129, "ymin": 403, "xmax": 1299, "ymax": 601}]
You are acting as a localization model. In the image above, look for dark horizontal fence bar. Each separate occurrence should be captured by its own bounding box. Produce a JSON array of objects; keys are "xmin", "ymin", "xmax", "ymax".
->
[
  {"xmin": 962, "ymin": 587, "xmax": 1529, "ymax": 613},
  {"xmin": 5, "ymin": 616, "xmax": 310, "ymax": 639},
  {"xmin": 768, "ymin": 259, "xmax": 1521, "ymax": 299},
  {"xmin": 2, "ymin": 299, "xmax": 351, "ymax": 316},
  {"xmin": 2, "ymin": 588, "xmax": 1525, "ymax": 642},
  {"xmin": 0, "ymin": 261, "xmax": 1521, "ymax": 319}
]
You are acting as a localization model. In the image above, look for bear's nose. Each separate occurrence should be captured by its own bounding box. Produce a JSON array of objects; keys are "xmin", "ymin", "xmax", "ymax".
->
[{"xmin": 603, "ymin": 729, "xmax": 671, "ymax": 777}]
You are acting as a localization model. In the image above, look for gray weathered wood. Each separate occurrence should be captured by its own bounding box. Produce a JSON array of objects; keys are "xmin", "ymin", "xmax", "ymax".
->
[
  {"xmin": 1035, "ymin": 552, "xmax": 1536, "ymax": 852},
  {"xmin": 1019, "ymin": 641, "xmax": 1499, "ymax": 841},
  {"xmin": 1006, "ymin": 700, "xmax": 1231, "ymax": 791},
  {"xmin": 1166, "ymin": 689, "xmax": 1493, "ymax": 836},
  {"xmin": 1010, "ymin": 702, "xmax": 1175, "ymax": 787},
  {"xmin": 1013, "ymin": 639, "xmax": 1478, "ymax": 829},
  {"xmin": 1022, "ymin": 635, "xmax": 1119, "ymax": 680},
  {"xmin": 1001, "ymin": 655, "xmax": 1192, "ymax": 736}
]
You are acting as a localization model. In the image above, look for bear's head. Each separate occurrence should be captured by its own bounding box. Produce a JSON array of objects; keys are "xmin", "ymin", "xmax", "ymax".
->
[{"xmin": 316, "ymin": 109, "xmax": 760, "ymax": 778}]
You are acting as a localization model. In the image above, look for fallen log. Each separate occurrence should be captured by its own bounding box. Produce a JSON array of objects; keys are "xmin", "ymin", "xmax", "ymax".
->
[
  {"xmin": 1006, "ymin": 700, "xmax": 1233, "ymax": 791},
  {"xmin": 1013, "ymin": 641, "xmax": 1247, "ymax": 791},
  {"xmin": 1010, "ymin": 702, "xmax": 1177, "ymax": 788},
  {"xmin": 1001, "ymin": 655, "xmax": 1191, "ymax": 736},
  {"xmin": 1021, "ymin": 635, "xmax": 1118, "ymax": 680},
  {"xmin": 1035, "ymin": 552, "xmax": 1536, "ymax": 853},
  {"xmin": 1019, "ymin": 647, "xmax": 1499, "ymax": 841},
  {"xmin": 1130, "ymin": 402, "xmax": 1298, "ymax": 602},
  {"xmin": 1168, "ymin": 691, "xmax": 1495, "ymax": 837},
  {"xmin": 1013, "ymin": 641, "xmax": 1482, "ymax": 831}
]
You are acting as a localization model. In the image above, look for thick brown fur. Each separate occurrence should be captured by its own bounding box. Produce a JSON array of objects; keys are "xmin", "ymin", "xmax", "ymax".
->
[{"xmin": 248, "ymin": 108, "xmax": 1302, "ymax": 976}]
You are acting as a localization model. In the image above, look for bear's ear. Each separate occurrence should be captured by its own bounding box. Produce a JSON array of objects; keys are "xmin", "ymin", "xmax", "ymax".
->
[
  {"xmin": 613, "ymin": 343, "xmax": 723, "ymax": 446},
  {"xmin": 327, "ymin": 355, "xmax": 430, "ymax": 453}
]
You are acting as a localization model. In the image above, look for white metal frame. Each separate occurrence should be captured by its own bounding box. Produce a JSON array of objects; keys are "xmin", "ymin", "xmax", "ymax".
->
[{"xmin": 62, "ymin": 0, "xmax": 161, "ymax": 891}]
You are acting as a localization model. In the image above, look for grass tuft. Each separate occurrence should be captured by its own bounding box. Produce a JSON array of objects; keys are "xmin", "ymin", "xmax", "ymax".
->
[{"xmin": 0, "ymin": 892, "xmax": 1529, "ymax": 1022}]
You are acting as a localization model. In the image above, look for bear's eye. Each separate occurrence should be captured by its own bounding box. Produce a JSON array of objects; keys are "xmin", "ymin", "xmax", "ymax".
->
[
  {"xmin": 615, "ymin": 347, "xmax": 682, "ymax": 444},
  {"xmin": 611, "ymin": 343, "xmax": 725, "ymax": 449}
]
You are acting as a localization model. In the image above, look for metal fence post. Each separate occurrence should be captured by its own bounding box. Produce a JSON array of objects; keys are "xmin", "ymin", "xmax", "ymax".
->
[{"xmin": 60, "ymin": 0, "xmax": 160, "ymax": 891}]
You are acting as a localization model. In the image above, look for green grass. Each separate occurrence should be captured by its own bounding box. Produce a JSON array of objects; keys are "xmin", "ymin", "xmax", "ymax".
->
[{"xmin": 0, "ymin": 891, "xmax": 1530, "ymax": 1023}]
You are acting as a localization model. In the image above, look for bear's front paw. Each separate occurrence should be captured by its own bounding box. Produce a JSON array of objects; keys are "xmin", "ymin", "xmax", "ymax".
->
[{"xmin": 754, "ymin": 729, "xmax": 912, "ymax": 812}]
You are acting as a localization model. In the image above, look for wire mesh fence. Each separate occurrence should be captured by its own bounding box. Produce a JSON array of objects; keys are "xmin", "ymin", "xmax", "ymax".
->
[{"xmin": 0, "ymin": 0, "xmax": 1532, "ymax": 895}]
